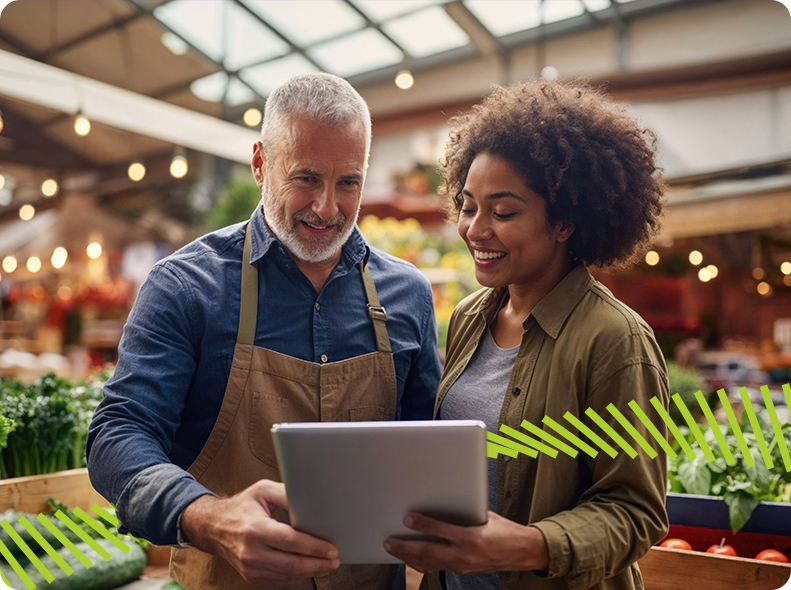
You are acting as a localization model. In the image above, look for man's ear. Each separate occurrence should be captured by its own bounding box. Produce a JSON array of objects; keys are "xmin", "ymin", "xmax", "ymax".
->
[
  {"xmin": 251, "ymin": 141, "xmax": 266, "ymax": 189},
  {"xmin": 556, "ymin": 220, "xmax": 575, "ymax": 243}
]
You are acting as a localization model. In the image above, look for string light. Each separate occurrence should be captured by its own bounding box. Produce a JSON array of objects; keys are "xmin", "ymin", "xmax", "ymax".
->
[
  {"xmin": 26, "ymin": 256, "xmax": 41, "ymax": 273},
  {"xmin": 41, "ymin": 178, "xmax": 58, "ymax": 197},
  {"xmin": 128, "ymin": 161, "xmax": 146, "ymax": 182},
  {"xmin": 19, "ymin": 204, "xmax": 35, "ymax": 220},
  {"xmin": 697, "ymin": 268, "xmax": 712, "ymax": 283},
  {"xmin": 645, "ymin": 251, "xmax": 659, "ymax": 266},
  {"xmin": 0, "ymin": 108, "xmax": 4, "ymax": 134},
  {"xmin": 86, "ymin": 242, "xmax": 103, "ymax": 259},
  {"xmin": 756, "ymin": 281, "xmax": 771, "ymax": 296},
  {"xmin": 688, "ymin": 250, "xmax": 703, "ymax": 266},
  {"xmin": 706, "ymin": 264, "xmax": 718, "ymax": 279},
  {"xmin": 781, "ymin": 261, "xmax": 791, "ymax": 275},
  {"xmin": 0, "ymin": 173, "xmax": 4, "ymax": 190},
  {"xmin": 74, "ymin": 113, "xmax": 91, "ymax": 136},
  {"xmin": 2, "ymin": 256, "xmax": 16, "ymax": 273},
  {"xmin": 243, "ymin": 108, "xmax": 262, "ymax": 127},
  {"xmin": 170, "ymin": 148, "xmax": 188, "ymax": 179},
  {"xmin": 752, "ymin": 267, "xmax": 765, "ymax": 280},
  {"xmin": 394, "ymin": 70, "xmax": 414, "ymax": 90},
  {"xmin": 51, "ymin": 247, "xmax": 68, "ymax": 269}
]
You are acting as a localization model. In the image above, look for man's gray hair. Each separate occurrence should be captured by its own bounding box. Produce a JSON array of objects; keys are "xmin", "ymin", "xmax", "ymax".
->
[{"xmin": 261, "ymin": 73, "xmax": 372, "ymax": 169}]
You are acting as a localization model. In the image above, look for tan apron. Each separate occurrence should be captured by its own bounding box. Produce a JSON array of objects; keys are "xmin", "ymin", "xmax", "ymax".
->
[{"xmin": 171, "ymin": 223, "xmax": 400, "ymax": 590}]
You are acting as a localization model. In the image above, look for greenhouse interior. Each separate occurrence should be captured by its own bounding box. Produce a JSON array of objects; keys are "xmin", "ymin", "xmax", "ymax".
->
[{"xmin": 0, "ymin": 0, "xmax": 791, "ymax": 589}]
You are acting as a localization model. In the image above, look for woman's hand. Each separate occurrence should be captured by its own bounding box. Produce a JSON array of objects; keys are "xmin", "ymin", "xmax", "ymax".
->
[{"xmin": 384, "ymin": 511, "xmax": 549, "ymax": 574}]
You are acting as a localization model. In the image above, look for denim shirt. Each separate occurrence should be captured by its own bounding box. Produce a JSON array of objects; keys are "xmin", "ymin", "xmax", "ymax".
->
[{"xmin": 86, "ymin": 204, "xmax": 441, "ymax": 545}]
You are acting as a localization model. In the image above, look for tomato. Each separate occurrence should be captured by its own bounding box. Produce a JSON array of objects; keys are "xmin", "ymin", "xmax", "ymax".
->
[
  {"xmin": 755, "ymin": 549, "xmax": 789, "ymax": 563},
  {"xmin": 706, "ymin": 538, "xmax": 737, "ymax": 557},
  {"xmin": 660, "ymin": 538, "xmax": 693, "ymax": 551}
]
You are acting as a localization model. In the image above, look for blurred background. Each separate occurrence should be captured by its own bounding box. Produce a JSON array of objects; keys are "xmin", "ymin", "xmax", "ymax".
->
[{"xmin": 0, "ymin": 0, "xmax": 790, "ymax": 410}]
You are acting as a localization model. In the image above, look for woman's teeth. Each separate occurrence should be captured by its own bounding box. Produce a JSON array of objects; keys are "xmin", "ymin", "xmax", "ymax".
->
[{"xmin": 475, "ymin": 251, "xmax": 506, "ymax": 261}]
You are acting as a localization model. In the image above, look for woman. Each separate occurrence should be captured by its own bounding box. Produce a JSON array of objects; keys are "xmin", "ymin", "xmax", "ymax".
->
[{"xmin": 385, "ymin": 81, "xmax": 669, "ymax": 590}]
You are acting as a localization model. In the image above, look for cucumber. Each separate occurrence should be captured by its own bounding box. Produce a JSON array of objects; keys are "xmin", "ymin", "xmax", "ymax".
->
[
  {"xmin": 0, "ymin": 510, "xmax": 82, "ymax": 557},
  {"xmin": 23, "ymin": 537, "xmax": 146, "ymax": 590}
]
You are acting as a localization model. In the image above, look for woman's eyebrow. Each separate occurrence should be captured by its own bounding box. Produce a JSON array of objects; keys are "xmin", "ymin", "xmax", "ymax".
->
[{"xmin": 462, "ymin": 188, "xmax": 524, "ymax": 202}]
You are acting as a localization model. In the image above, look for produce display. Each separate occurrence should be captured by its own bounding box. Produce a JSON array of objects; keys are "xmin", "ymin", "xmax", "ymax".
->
[
  {"xmin": 706, "ymin": 538, "xmax": 737, "ymax": 556},
  {"xmin": 0, "ymin": 373, "xmax": 104, "ymax": 479},
  {"xmin": 659, "ymin": 538, "xmax": 692, "ymax": 550},
  {"xmin": 667, "ymin": 413, "xmax": 791, "ymax": 533}
]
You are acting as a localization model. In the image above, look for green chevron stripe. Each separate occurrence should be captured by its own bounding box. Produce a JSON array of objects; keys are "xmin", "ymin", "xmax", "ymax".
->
[
  {"xmin": 761, "ymin": 385, "xmax": 790, "ymax": 472},
  {"xmin": 585, "ymin": 408, "xmax": 637, "ymax": 458},
  {"xmin": 695, "ymin": 391, "xmax": 735, "ymax": 465},
  {"xmin": 672, "ymin": 393, "xmax": 715, "ymax": 462},
  {"xmin": 564, "ymin": 412, "xmax": 617, "ymax": 458},
  {"xmin": 628, "ymin": 400, "xmax": 676, "ymax": 459},
  {"xmin": 520, "ymin": 420, "xmax": 578, "ymax": 458},
  {"xmin": 17, "ymin": 517, "xmax": 74, "ymax": 576},
  {"xmin": 607, "ymin": 404, "xmax": 657, "ymax": 459},
  {"xmin": 716, "ymin": 389, "xmax": 754, "ymax": 467},
  {"xmin": 499, "ymin": 424, "xmax": 558, "ymax": 458},
  {"xmin": 73, "ymin": 508, "xmax": 130, "ymax": 554},
  {"xmin": 487, "ymin": 442, "xmax": 518, "ymax": 458},
  {"xmin": 91, "ymin": 505, "xmax": 119, "ymax": 528},
  {"xmin": 0, "ymin": 537, "xmax": 34, "ymax": 589},
  {"xmin": 542, "ymin": 416, "xmax": 598, "ymax": 458},
  {"xmin": 487, "ymin": 432, "xmax": 538, "ymax": 458},
  {"xmin": 0, "ymin": 520, "xmax": 55, "ymax": 584},
  {"xmin": 36, "ymin": 513, "xmax": 94, "ymax": 569},
  {"xmin": 53, "ymin": 511, "xmax": 112, "ymax": 562},
  {"xmin": 650, "ymin": 396, "xmax": 695, "ymax": 460},
  {"xmin": 738, "ymin": 387, "xmax": 774, "ymax": 470}
]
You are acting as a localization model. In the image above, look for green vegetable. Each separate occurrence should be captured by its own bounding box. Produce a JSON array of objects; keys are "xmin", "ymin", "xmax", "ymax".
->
[
  {"xmin": 162, "ymin": 582, "xmax": 186, "ymax": 590},
  {"xmin": 0, "ymin": 509, "xmax": 83, "ymax": 557},
  {"xmin": 668, "ymin": 408, "xmax": 791, "ymax": 533},
  {"xmin": 0, "ymin": 373, "xmax": 104, "ymax": 479}
]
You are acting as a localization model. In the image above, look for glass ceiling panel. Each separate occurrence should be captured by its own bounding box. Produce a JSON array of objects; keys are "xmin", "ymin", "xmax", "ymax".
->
[
  {"xmin": 242, "ymin": 0, "xmax": 365, "ymax": 47},
  {"xmin": 383, "ymin": 5, "xmax": 469, "ymax": 58},
  {"xmin": 543, "ymin": 0, "xmax": 585, "ymax": 24},
  {"xmin": 227, "ymin": 77, "xmax": 257, "ymax": 107},
  {"xmin": 308, "ymin": 28, "xmax": 404, "ymax": 78},
  {"xmin": 352, "ymin": 0, "xmax": 445, "ymax": 23},
  {"xmin": 190, "ymin": 72, "xmax": 228, "ymax": 103},
  {"xmin": 464, "ymin": 0, "xmax": 541, "ymax": 37},
  {"xmin": 154, "ymin": 0, "xmax": 288, "ymax": 70},
  {"xmin": 240, "ymin": 54, "xmax": 319, "ymax": 96},
  {"xmin": 582, "ymin": 0, "xmax": 612, "ymax": 11}
]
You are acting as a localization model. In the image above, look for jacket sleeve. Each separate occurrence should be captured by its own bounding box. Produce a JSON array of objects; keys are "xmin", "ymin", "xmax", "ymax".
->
[{"xmin": 531, "ymin": 334, "xmax": 670, "ymax": 590}]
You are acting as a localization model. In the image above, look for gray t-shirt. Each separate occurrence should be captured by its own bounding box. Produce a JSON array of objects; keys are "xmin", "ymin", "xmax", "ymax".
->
[{"xmin": 437, "ymin": 323, "xmax": 519, "ymax": 590}]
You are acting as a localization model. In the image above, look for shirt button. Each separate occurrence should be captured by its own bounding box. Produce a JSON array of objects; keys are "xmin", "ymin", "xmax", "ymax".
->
[
  {"xmin": 503, "ymin": 456, "xmax": 511, "ymax": 462},
  {"xmin": 512, "ymin": 387, "xmax": 521, "ymax": 396},
  {"xmin": 315, "ymin": 302, "xmax": 320, "ymax": 311},
  {"xmin": 320, "ymin": 354, "xmax": 328, "ymax": 363},
  {"xmin": 506, "ymin": 491, "xmax": 512, "ymax": 499}
]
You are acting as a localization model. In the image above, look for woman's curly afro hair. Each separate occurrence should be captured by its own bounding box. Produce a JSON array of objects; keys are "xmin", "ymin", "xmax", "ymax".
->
[{"xmin": 441, "ymin": 79, "xmax": 665, "ymax": 268}]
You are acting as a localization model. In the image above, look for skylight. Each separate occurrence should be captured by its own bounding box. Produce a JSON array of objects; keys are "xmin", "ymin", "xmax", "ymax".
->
[
  {"xmin": 352, "ymin": 0, "xmax": 445, "ymax": 23},
  {"xmin": 383, "ymin": 5, "xmax": 469, "ymax": 58},
  {"xmin": 308, "ymin": 28, "xmax": 404, "ymax": 78},
  {"xmin": 240, "ymin": 54, "xmax": 319, "ymax": 96},
  {"xmin": 464, "ymin": 0, "xmax": 542, "ymax": 37}
]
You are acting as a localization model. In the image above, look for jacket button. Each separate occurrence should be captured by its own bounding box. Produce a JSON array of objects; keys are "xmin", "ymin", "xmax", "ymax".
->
[
  {"xmin": 505, "ymin": 491, "xmax": 512, "ymax": 499},
  {"xmin": 512, "ymin": 387, "xmax": 521, "ymax": 396},
  {"xmin": 320, "ymin": 354, "xmax": 328, "ymax": 363}
]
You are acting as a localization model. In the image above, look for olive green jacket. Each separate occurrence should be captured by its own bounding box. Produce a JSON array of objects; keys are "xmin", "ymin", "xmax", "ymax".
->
[{"xmin": 421, "ymin": 264, "xmax": 670, "ymax": 590}]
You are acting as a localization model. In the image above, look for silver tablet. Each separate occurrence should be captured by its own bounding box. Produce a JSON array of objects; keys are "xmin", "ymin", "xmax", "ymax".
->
[{"xmin": 271, "ymin": 420, "xmax": 488, "ymax": 564}]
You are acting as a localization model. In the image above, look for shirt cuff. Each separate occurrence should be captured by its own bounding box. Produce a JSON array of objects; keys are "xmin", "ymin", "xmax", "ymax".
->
[{"xmin": 530, "ymin": 520, "xmax": 571, "ymax": 579}]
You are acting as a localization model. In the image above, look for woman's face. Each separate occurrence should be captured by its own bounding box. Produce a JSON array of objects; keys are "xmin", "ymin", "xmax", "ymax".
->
[{"xmin": 458, "ymin": 153, "xmax": 572, "ymax": 290}]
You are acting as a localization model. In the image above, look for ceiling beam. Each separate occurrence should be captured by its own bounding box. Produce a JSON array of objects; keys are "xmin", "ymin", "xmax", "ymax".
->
[
  {"xmin": 340, "ymin": 0, "xmax": 414, "ymax": 62},
  {"xmin": 41, "ymin": 12, "xmax": 146, "ymax": 60},
  {"xmin": 442, "ymin": 1, "xmax": 502, "ymax": 58}
]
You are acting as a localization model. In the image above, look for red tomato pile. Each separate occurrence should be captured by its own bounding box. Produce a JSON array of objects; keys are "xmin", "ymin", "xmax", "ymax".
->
[{"xmin": 658, "ymin": 538, "xmax": 789, "ymax": 563}]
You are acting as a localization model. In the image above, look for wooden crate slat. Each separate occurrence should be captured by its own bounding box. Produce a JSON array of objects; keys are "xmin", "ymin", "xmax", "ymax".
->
[
  {"xmin": 639, "ymin": 547, "xmax": 791, "ymax": 590},
  {"xmin": 0, "ymin": 468, "xmax": 106, "ymax": 513}
]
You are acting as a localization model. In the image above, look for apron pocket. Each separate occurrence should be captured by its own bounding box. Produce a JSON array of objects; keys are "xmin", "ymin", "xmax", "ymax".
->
[
  {"xmin": 349, "ymin": 406, "xmax": 385, "ymax": 421},
  {"xmin": 249, "ymin": 392, "xmax": 291, "ymax": 468}
]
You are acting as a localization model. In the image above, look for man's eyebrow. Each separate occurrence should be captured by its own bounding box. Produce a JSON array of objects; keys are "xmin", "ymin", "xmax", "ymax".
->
[
  {"xmin": 341, "ymin": 173, "xmax": 363, "ymax": 181},
  {"xmin": 292, "ymin": 168, "xmax": 322, "ymax": 177},
  {"xmin": 461, "ymin": 188, "xmax": 524, "ymax": 202}
]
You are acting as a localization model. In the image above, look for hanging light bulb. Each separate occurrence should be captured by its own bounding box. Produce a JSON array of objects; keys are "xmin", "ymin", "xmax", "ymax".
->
[
  {"xmin": 706, "ymin": 264, "xmax": 718, "ymax": 279},
  {"xmin": 74, "ymin": 113, "xmax": 91, "ymax": 136},
  {"xmin": 128, "ymin": 161, "xmax": 146, "ymax": 182},
  {"xmin": 170, "ymin": 148, "xmax": 188, "ymax": 179},
  {"xmin": 26, "ymin": 256, "xmax": 41, "ymax": 273},
  {"xmin": 87, "ymin": 241, "xmax": 103, "ymax": 259},
  {"xmin": 645, "ymin": 251, "xmax": 659, "ymax": 266},
  {"xmin": 19, "ymin": 204, "xmax": 35, "ymax": 220},
  {"xmin": 781, "ymin": 261, "xmax": 791, "ymax": 275},
  {"xmin": 243, "ymin": 108, "xmax": 262, "ymax": 127},
  {"xmin": 2, "ymin": 255, "xmax": 17, "ymax": 273},
  {"xmin": 688, "ymin": 250, "xmax": 703, "ymax": 266},
  {"xmin": 51, "ymin": 247, "xmax": 68, "ymax": 269},
  {"xmin": 0, "ymin": 173, "xmax": 4, "ymax": 190},
  {"xmin": 394, "ymin": 69, "xmax": 414, "ymax": 90},
  {"xmin": 756, "ymin": 281, "xmax": 771, "ymax": 296},
  {"xmin": 697, "ymin": 268, "xmax": 712, "ymax": 283},
  {"xmin": 0, "ymin": 108, "xmax": 4, "ymax": 134},
  {"xmin": 41, "ymin": 178, "xmax": 58, "ymax": 197}
]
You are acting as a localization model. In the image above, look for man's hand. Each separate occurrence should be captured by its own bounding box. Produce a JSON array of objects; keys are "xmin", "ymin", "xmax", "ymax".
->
[
  {"xmin": 181, "ymin": 480, "xmax": 340, "ymax": 582},
  {"xmin": 383, "ymin": 511, "xmax": 549, "ymax": 575}
]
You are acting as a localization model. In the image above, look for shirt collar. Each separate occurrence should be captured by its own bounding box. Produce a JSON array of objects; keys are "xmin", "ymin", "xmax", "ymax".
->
[
  {"xmin": 466, "ymin": 263, "xmax": 592, "ymax": 340},
  {"xmin": 248, "ymin": 202, "xmax": 368, "ymax": 268}
]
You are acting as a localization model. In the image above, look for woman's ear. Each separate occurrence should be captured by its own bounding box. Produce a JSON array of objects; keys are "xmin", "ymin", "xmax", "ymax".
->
[{"xmin": 556, "ymin": 220, "xmax": 575, "ymax": 243}]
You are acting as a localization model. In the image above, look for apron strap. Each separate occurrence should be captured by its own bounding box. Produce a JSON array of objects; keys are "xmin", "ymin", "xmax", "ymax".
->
[
  {"xmin": 360, "ymin": 260, "xmax": 392, "ymax": 354},
  {"xmin": 237, "ymin": 222, "xmax": 258, "ymax": 346}
]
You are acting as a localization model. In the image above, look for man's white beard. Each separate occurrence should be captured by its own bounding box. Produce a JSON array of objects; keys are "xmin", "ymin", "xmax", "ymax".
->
[{"xmin": 261, "ymin": 180, "xmax": 358, "ymax": 264}]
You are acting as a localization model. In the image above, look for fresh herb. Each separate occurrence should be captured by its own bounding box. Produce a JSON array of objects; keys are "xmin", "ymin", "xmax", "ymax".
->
[{"xmin": 668, "ymin": 409, "xmax": 791, "ymax": 533}]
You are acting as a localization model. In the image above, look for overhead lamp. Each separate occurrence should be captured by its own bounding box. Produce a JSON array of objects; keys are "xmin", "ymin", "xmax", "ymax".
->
[
  {"xmin": 0, "ymin": 107, "xmax": 4, "ymax": 134},
  {"xmin": 697, "ymin": 268, "xmax": 711, "ymax": 282},
  {"xmin": 19, "ymin": 204, "xmax": 35, "ymax": 221},
  {"xmin": 752, "ymin": 267, "xmax": 765, "ymax": 280},
  {"xmin": 705, "ymin": 264, "xmax": 718, "ymax": 279},
  {"xmin": 2, "ymin": 255, "xmax": 17, "ymax": 273},
  {"xmin": 170, "ymin": 148, "xmax": 188, "ymax": 179},
  {"xmin": 645, "ymin": 251, "xmax": 659, "ymax": 266},
  {"xmin": 0, "ymin": 173, "xmax": 4, "ymax": 191},
  {"xmin": 394, "ymin": 69, "xmax": 414, "ymax": 90},
  {"xmin": 51, "ymin": 247, "xmax": 68, "ymax": 269},
  {"xmin": 756, "ymin": 281, "xmax": 771, "ymax": 296},
  {"xmin": 688, "ymin": 250, "xmax": 703, "ymax": 266},
  {"xmin": 128, "ymin": 161, "xmax": 146, "ymax": 182},
  {"xmin": 243, "ymin": 108, "xmax": 262, "ymax": 127},
  {"xmin": 26, "ymin": 256, "xmax": 41, "ymax": 273},
  {"xmin": 74, "ymin": 113, "xmax": 91, "ymax": 136},
  {"xmin": 781, "ymin": 261, "xmax": 791, "ymax": 275},
  {"xmin": 541, "ymin": 66, "xmax": 560, "ymax": 81},
  {"xmin": 785, "ymin": 275, "xmax": 791, "ymax": 287},
  {"xmin": 87, "ymin": 241, "xmax": 103, "ymax": 259},
  {"xmin": 41, "ymin": 178, "xmax": 58, "ymax": 197}
]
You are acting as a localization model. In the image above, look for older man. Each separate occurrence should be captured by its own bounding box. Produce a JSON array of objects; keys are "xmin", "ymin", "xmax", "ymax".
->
[{"xmin": 87, "ymin": 73, "xmax": 441, "ymax": 589}]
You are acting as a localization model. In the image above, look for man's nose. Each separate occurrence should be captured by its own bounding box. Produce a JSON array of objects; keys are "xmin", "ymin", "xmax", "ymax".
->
[{"xmin": 312, "ymin": 184, "xmax": 340, "ymax": 220}]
